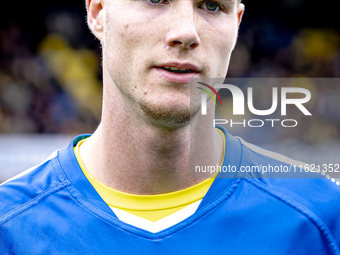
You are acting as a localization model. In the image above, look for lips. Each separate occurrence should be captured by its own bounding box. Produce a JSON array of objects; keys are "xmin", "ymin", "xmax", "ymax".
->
[
  {"xmin": 158, "ymin": 66, "xmax": 197, "ymax": 73},
  {"xmin": 153, "ymin": 63, "xmax": 201, "ymax": 84}
]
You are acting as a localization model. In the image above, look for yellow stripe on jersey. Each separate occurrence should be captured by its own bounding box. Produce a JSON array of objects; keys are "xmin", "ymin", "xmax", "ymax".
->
[{"xmin": 74, "ymin": 128, "xmax": 226, "ymax": 222}]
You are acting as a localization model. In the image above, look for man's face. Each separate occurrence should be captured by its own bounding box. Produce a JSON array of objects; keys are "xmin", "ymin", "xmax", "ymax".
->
[{"xmin": 99, "ymin": 0, "xmax": 244, "ymax": 128}]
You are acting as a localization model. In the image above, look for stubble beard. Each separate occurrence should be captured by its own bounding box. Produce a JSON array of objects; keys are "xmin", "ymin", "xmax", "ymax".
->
[{"xmin": 139, "ymin": 99, "xmax": 200, "ymax": 130}]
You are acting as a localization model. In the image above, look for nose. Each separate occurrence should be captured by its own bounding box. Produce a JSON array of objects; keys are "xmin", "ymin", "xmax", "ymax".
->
[{"xmin": 165, "ymin": 4, "xmax": 201, "ymax": 50}]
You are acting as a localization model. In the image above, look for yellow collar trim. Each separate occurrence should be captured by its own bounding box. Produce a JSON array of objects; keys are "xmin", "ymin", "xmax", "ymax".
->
[{"xmin": 74, "ymin": 128, "xmax": 226, "ymax": 211}]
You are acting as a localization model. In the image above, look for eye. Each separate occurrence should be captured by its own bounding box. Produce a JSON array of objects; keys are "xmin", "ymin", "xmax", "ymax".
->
[
  {"xmin": 145, "ymin": 0, "xmax": 168, "ymax": 4},
  {"xmin": 200, "ymin": 1, "xmax": 222, "ymax": 12}
]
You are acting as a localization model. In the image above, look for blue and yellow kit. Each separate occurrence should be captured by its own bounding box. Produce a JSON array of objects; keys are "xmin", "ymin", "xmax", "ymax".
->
[{"xmin": 1, "ymin": 128, "xmax": 340, "ymax": 254}]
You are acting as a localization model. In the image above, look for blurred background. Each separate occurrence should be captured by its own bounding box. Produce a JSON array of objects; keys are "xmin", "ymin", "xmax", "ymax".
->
[{"xmin": 0, "ymin": 0, "xmax": 339, "ymax": 182}]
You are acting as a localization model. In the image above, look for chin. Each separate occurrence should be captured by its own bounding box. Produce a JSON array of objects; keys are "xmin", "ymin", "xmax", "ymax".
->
[{"xmin": 139, "ymin": 99, "xmax": 200, "ymax": 130}]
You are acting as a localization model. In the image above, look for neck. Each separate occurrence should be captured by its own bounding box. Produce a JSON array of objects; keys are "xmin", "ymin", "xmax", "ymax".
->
[{"xmin": 80, "ymin": 75, "xmax": 223, "ymax": 195}]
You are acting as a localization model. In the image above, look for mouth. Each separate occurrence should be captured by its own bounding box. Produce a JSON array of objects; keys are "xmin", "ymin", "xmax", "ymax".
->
[
  {"xmin": 156, "ymin": 66, "xmax": 200, "ymax": 74},
  {"xmin": 153, "ymin": 63, "xmax": 201, "ymax": 84}
]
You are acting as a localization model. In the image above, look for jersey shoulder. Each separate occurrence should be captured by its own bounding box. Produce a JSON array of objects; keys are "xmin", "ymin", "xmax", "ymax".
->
[
  {"xmin": 237, "ymin": 137, "xmax": 340, "ymax": 247},
  {"xmin": 0, "ymin": 152, "xmax": 66, "ymax": 223}
]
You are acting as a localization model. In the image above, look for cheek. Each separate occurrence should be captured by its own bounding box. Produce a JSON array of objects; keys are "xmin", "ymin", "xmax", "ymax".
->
[
  {"xmin": 214, "ymin": 23, "xmax": 238, "ymax": 54},
  {"xmin": 103, "ymin": 18, "xmax": 137, "ymax": 79},
  {"xmin": 221, "ymin": 25, "xmax": 238, "ymax": 54},
  {"xmin": 104, "ymin": 5, "xmax": 155, "ymax": 47},
  {"xmin": 202, "ymin": 24, "xmax": 238, "ymax": 75},
  {"xmin": 103, "ymin": 12, "xmax": 154, "ymax": 66}
]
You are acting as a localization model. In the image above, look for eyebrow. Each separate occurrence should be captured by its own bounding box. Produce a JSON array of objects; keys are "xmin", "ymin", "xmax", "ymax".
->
[
  {"xmin": 220, "ymin": 0, "xmax": 237, "ymax": 8},
  {"xmin": 221, "ymin": 0, "xmax": 237, "ymax": 6}
]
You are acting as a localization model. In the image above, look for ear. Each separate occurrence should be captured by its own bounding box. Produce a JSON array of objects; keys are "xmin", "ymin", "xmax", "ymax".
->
[
  {"xmin": 231, "ymin": 3, "xmax": 245, "ymax": 51},
  {"xmin": 237, "ymin": 3, "xmax": 245, "ymax": 28},
  {"xmin": 86, "ymin": 0, "xmax": 104, "ymax": 41}
]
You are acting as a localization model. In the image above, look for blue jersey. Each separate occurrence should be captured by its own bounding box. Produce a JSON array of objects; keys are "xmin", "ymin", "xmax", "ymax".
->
[{"xmin": 1, "ymin": 129, "xmax": 340, "ymax": 254}]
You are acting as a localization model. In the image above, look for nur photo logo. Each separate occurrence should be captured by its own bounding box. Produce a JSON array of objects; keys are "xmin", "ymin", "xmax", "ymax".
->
[
  {"xmin": 196, "ymin": 82, "xmax": 223, "ymax": 115},
  {"xmin": 196, "ymin": 81, "xmax": 312, "ymax": 128}
]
